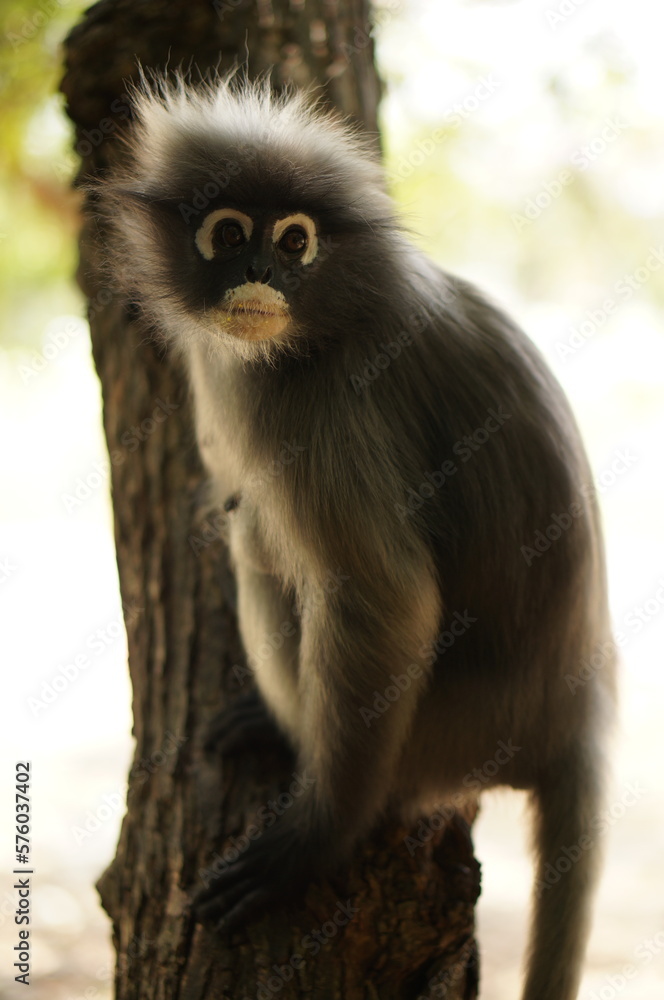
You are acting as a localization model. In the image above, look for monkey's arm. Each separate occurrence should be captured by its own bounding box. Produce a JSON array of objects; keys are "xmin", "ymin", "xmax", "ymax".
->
[{"xmin": 193, "ymin": 555, "xmax": 441, "ymax": 932}]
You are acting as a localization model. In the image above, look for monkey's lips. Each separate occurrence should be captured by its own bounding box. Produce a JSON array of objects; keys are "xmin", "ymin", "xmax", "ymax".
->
[
  {"xmin": 223, "ymin": 305, "xmax": 289, "ymax": 340},
  {"xmin": 220, "ymin": 285, "xmax": 290, "ymax": 340}
]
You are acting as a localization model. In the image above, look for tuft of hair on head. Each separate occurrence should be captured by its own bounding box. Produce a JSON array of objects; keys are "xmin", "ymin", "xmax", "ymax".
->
[
  {"xmin": 89, "ymin": 65, "xmax": 399, "ymax": 354},
  {"xmin": 115, "ymin": 64, "xmax": 387, "ymax": 202}
]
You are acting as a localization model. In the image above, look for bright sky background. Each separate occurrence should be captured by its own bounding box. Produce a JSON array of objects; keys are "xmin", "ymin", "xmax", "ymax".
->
[{"xmin": 1, "ymin": 1, "xmax": 663, "ymax": 997}]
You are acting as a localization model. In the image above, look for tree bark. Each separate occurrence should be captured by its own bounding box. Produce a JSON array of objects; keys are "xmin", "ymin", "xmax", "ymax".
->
[{"xmin": 60, "ymin": 2, "xmax": 481, "ymax": 997}]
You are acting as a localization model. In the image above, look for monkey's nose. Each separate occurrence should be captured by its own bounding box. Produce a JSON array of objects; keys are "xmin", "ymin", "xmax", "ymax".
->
[{"xmin": 245, "ymin": 265, "xmax": 273, "ymax": 284}]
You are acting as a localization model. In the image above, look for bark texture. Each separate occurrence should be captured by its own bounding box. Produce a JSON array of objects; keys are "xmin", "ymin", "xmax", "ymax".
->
[{"xmin": 60, "ymin": 2, "xmax": 481, "ymax": 997}]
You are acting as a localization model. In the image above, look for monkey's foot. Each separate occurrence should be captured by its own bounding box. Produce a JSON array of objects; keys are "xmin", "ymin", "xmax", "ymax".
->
[
  {"xmin": 192, "ymin": 820, "xmax": 316, "ymax": 933},
  {"xmin": 204, "ymin": 690, "xmax": 289, "ymax": 755}
]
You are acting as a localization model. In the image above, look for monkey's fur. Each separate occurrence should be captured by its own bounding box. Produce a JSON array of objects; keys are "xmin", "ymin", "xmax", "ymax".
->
[{"xmin": 99, "ymin": 74, "xmax": 615, "ymax": 999}]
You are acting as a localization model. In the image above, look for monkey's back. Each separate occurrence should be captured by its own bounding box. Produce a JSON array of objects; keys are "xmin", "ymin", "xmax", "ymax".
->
[{"xmin": 368, "ymin": 262, "xmax": 613, "ymax": 787}]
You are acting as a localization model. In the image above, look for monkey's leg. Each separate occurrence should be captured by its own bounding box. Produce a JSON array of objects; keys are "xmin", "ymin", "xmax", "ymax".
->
[
  {"xmin": 228, "ymin": 564, "xmax": 301, "ymax": 750},
  {"xmin": 193, "ymin": 565, "xmax": 441, "ymax": 931},
  {"xmin": 523, "ymin": 747, "xmax": 605, "ymax": 1000}
]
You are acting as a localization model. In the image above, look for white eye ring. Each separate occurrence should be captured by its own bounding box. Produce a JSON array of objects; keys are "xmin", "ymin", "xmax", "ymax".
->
[
  {"xmin": 195, "ymin": 209, "xmax": 253, "ymax": 261},
  {"xmin": 272, "ymin": 214, "xmax": 318, "ymax": 265}
]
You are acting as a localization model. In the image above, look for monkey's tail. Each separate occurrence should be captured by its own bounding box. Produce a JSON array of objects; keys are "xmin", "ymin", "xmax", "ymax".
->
[{"xmin": 522, "ymin": 733, "xmax": 609, "ymax": 1000}]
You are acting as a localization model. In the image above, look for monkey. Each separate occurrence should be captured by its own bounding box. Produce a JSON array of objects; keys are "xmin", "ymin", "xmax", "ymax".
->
[{"xmin": 97, "ymin": 71, "xmax": 616, "ymax": 1000}]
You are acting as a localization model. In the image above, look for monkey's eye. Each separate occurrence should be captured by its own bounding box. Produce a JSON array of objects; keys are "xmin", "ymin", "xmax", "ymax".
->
[
  {"xmin": 272, "ymin": 214, "xmax": 318, "ymax": 265},
  {"xmin": 213, "ymin": 221, "xmax": 246, "ymax": 251},
  {"xmin": 196, "ymin": 209, "xmax": 253, "ymax": 261},
  {"xmin": 278, "ymin": 226, "xmax": 308, "ymax": 256}
]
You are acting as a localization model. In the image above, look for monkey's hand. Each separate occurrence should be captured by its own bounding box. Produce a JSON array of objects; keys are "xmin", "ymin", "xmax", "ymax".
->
[
  {"xmin": 192, "ymin": 816, "xmax": 324, "ymax": 933},
  {"xmin": 204, "ymin": 690, "xmax": 291, "ymax": 756}
]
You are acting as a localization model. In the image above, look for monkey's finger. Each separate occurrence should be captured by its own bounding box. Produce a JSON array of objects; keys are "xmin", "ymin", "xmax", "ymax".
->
[
  {"xmin": 192, "ymin": 860, "xmax": 252, "ymax": 907},
  {"xmin": 204, "ymin": 712, "xmax": 265, "ymax": 751},
  {"xmin": 214, "ymin": 887, "xmax": 272, "ymax": 934},
  {"xmin": 211, "ymin": 690, "xmax": 262, "ymax": 717},
  {"xmin": 206, "ymin": 698, "xmax": 262, "ymax": 731},
  {"xmin": 193, "ymin": 863, "xmax": 254, "ymax": 907},
  {"xmin": 207, "ymin": 705, "xmax": 268, "ymax": 740},
  {"xmin": 203, "ymin": 695, "xmax": 274, "ymax": 750},
  {"xmin": 219, "ymin": 719, "xmax": 291, "ymax": 755},
  {"xmin": 195, "ymin": 875, "xmax": 257, "ymax": 922}
]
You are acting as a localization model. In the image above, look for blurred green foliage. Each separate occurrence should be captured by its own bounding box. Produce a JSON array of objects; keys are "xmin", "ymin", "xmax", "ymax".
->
[
  {"xmin": 0, "ymin": 0, "xmax": 88, "ymax": 351},
  {"xmin": 0, "ymin": 0, "xmax": 662, "ymax": 360}
]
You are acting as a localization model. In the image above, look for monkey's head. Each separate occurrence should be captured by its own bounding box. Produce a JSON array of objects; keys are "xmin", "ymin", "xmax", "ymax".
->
[{"xmin": 100, "ymin": 73, "xmax": 398, "ymax": 360}]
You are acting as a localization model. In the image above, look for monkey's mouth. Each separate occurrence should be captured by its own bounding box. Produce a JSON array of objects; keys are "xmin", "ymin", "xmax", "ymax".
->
[
  {"xmin": 226, "ymin": 303, "xmax": 289, "ymax": 338},
  {"xmin": 219, "ymin": 284, "xmax": 290, "ymax": 341},
  {"xmin": 232, "ymin": 305, "xmax": 285, "ymax": 318}
]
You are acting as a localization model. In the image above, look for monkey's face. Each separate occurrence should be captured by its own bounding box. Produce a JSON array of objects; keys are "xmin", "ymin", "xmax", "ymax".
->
[
  {"xmin": 106, "ymin": 80, "xmax": 396, "ymax": 357},
  {"xmin": 192, "ymin": 208, "xmax": 319, "ymax": 342}
]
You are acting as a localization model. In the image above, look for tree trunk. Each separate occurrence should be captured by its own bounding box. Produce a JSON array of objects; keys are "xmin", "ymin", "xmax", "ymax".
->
[{"xmin": 60, "ymin": 2, "xmax": 481, "ymax": 997}]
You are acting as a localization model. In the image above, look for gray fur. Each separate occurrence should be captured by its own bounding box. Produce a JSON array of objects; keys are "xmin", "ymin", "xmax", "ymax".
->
[{"xmin": 98, "ymin": 72, "xmax": 616, "ymax": 999}]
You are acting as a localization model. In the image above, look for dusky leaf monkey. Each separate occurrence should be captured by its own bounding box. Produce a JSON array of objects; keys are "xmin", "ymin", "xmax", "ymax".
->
[{"xmin": 97, "ymin": 73, "xmax": 615, "ymax": 1000}]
